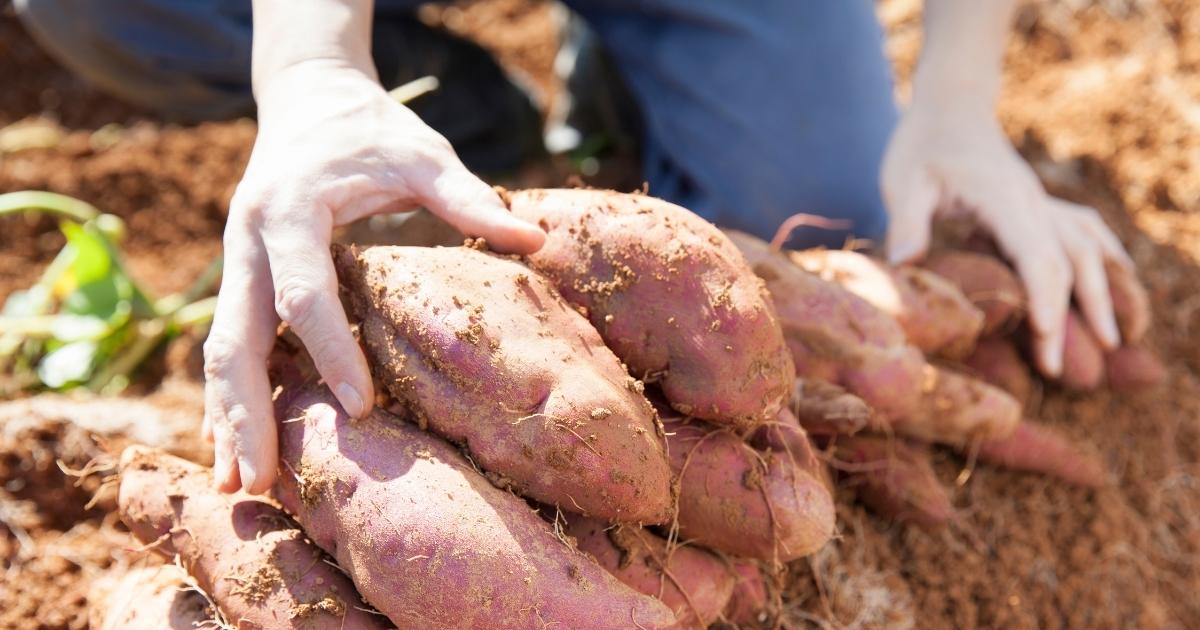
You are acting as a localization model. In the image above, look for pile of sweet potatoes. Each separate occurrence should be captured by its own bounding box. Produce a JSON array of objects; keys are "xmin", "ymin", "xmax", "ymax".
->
[{"xmin": 106, "ymin": 188, "xmax": 1156, "ymax": 627}]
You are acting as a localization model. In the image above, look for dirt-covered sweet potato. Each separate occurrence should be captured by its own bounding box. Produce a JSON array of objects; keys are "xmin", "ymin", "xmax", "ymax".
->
[
  {"xmin": 505, "ymin": 188, "xmax": 795, "ymax": 428},
  {"xmin": 921, "ymin": 251, "xmax": 1025, "ymax": 337},
  {"xmin": 960, "ymin": 337, "xmax": 1033, "ymax": 406},
  {"xmin": 564, "ymin": 517, "xmax": 735, "ymax": 628},
  {"xmin": 975, "ymin": 421, "xmax": 1106, "ymax": 488},
  {"xmin": 833, "ymin": 435, "xmax": 954, "ymax": 529},
  {"xmin": 728, "ymin": 230, "xmax": 925, "ymax": 422},
  {"xmin": 905, "ymin": 366, "xmax": 1021, "ymax": 446},
  {"xmin": 273, "ymin": 376, "xmax": 676, "ymax": 630},
  {"xmin": 1105, "ymin": 343, "xmax": 1167, "ymax": 392},
  {"xmin": 661, "ymin": 406, "xmax": 834, "ymax": 563},
  {"xmin": 788, "ymin": 378, "xmax": 875, "ymax": 436},
  {"xmin": 791, "ymin": 249, "xmax": 985, "ymax": 359},
  {"xmin": 723, "ymin": 561, "xmax": 771, "ymax": 626},
  {"xmin": 117, "ymin": 446, "xmax": 387, "ymax": 630},
  {"xmin": 88, "ymin": 564, "xmax": 213, "ymax": 630},
  {"xmin": 335, "ymin": 243, "xmax": 672, "ymax": 523}
]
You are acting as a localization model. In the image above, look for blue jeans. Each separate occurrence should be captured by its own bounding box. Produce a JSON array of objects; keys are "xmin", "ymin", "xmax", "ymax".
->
[{"xmin": 15, "ymin": 0, "xmax": 897, "ymax": 247}]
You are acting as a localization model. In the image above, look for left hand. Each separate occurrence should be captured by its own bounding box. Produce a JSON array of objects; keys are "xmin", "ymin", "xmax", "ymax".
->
[{"xmin": 880, "ymin": 94, "xmax": 1134, "ymax": 378}]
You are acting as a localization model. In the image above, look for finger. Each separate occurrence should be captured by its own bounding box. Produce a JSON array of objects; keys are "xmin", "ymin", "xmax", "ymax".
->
[
  {"xmin": 259, "ymin": 206, "xmax": 374, "ymax": 422},
  {"xmin": 882, "ymin": 167, "xmax": 940, "ymax": 264},
  {"xmin": 1056, "ymin": 199, "xmax": 1134, "ymax": 269},
  {"xmin": 203, "ymin": 221, "xmax": 281, "ymax": 494},
  {"xmin": 201, "ymin": 413, "xmax": 213, "ymax": 444},
  {"xmin": 1065, "ymin": 235, "xmax": 1120, "ymax": 349},
  {"xmin": 417, "ymin": 164, "xmax": 546, "ymax": 254}
]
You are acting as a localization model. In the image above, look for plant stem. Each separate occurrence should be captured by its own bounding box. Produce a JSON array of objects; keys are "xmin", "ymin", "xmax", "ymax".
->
[{"xmin": 0, "ymin": 191, "xmax": 100, "ymax": 223}]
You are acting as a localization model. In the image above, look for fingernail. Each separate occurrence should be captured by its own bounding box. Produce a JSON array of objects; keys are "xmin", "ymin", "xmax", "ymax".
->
[
  {"xmin": 238, "ymin": 456, "xmax": 258, "ymax": 494},
  {"xmin": 1101, "ymin": 317, "xmax": 1121, "ymax": 349},
  {"xmin": 1044, "ymin": 347, "xmax": 1063, "ymax": 377},
  {"xmin": 213, "ymin": 450, "xmax": 230, "ymax": 490},
  {"xmin": 336, "ymin": 382, "xmax": 366, "ymax": 418}
]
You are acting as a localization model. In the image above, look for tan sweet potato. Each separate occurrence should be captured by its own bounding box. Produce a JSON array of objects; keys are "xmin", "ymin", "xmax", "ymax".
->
[
  {"xmin": 335, "ymin": 243, "xmax": 672, "ymax": 523},
  {"xmin": 791, "ymin": 249, "xmax": 985, "ymax": 358},
  {"xmin": 661, "ymin": 406, "xmax": 835, "ymax": 563},
  {"xmin": 960, "ymin": 337, "xmax": 1033, "ymax": 406},
  {"xmin": 728, "ymin": 229, "xmax": 925, "ymax": 423},
  {"xmin": 117, "ymin": 446, "xmax": 388, "ymax": 630},
  {"xmin": 1060, "ymin": 309, "xmax": 1106, "ymax": 391},
  {"xmin": 904, "ymin": 366, "xmax": 1021, "ymax": 446},
  {"xmin": 833, "ymin": 435, "xmax": 954, "ymax": 529},
  {"xmin": 505, "ymin": 188, "xmax": 795, "ymax": 428},
  {"xmin": 564, "ymin": 517, "xmax": 735, "ymax": 628},
  {"xmin": 1105, "ymin": 343, "xmax": 1167, "ymax": 392},
  {"xmin": 273, "ymin": 375, "xmax": 676, "ymax": 630},
  {"xmin": 975, "ymin": 421, "xmax": 1106, "ymax": 488},
  {"xmin": 922, "ymin": 251, "xmax": 1025, "ymax": 336},
  {"xmin": 88, "ymin": 564, "xmax": 213, "ymax": 630}
]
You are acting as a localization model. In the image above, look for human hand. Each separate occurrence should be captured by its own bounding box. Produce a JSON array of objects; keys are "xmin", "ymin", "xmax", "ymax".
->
[
  {"xmin": 880, "ymin": 94, "xmax": 1133, "ymax": 377},
  {"xmin": 203, "ymin": 63, "xmax": 545, "ymax": 494}
]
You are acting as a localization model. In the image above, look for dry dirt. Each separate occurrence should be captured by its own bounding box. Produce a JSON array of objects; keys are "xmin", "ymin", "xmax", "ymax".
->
[{"xmin": 1, "ymin": 0, "xmax": 1199, "ymax": 628}]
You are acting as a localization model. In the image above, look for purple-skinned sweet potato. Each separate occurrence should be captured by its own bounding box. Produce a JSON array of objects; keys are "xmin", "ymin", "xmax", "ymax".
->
[
  {"xmin": 904, "ymin": 366, "xmax": 1021, "ymax": 446},
  {"xmin": 335, "ymin": 243, "xmax": 672, "ymax": 523},
  {"xmin": 833, "ymin": 435, "xmax": 954, "ymax": 530},
  {"xmin": 728, "ymin": 230, "xmax": 925, "ymax": 423},
  {"xmin": 273, "ymin": 374, "xmax": 676, "ymax": 630},
  {"xmin": 117, "ymin": 446, "xmax": 388, "ymax": 630},
  {"xmin": 791, "ymin": 249, "xmax": 985, "ymax": 359},
  {"xmin": 1105, "ymin": 343, "xmax": 1167, "ymax": 392},
  {"xmin": 564, "ymin": 517, "xmax": 735, "ymax": 629},
  {"xmin": 1106, "ymin": 260, "xmax": 1151, "ymax": 343},
  {"xmin": 960, "ymin": 337, "xmax": 1033, "ymax": 406},
  {"xmin": 504, "ymin": 188, "xmax": 795, "ymax": 428},
  {"xmin": 788, "ymin": 378, "xmax": 875, "ymax": 436},
  {"xmin": 662, "ymin": 406, "xmax": 835, "ymax": 563},
  {"xmin": 723, "ymin": 560, "xmax": 771, "ymax": 626},
  {"xmin": 1060, "ymin": 309, "xmax": 1106, "ymax": 391},
  {"xmin": 922, "ymin": 251, "xmax": 1025, "ymax": 336},
  {"xmin": 974, "ymin": 421, "xmax": 1106, "ymax": 488}
]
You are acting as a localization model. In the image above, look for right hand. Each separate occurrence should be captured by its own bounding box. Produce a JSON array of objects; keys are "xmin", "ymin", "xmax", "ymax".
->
[{"xmin": 203, "ymin": 62, "xmax": 546, "ymax": 494}]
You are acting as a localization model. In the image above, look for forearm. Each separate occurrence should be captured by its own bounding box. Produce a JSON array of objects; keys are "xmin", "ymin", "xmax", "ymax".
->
[
  {"xmin": 250, "ymin": 0, "xmax": 377, "ymax": 99},
  {"xmin": 913, "ymin": 0, "xmax": 1020, "ymax": 110}
]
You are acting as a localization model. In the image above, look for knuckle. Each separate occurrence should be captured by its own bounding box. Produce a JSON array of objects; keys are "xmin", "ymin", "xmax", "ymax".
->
[
  {"xmin": 202, "ymin": 335, "xmax": 241, "ymax": 381},
  {"xmin": 274, "ymin": 280, "xmax": 323, "ymax": 328}
]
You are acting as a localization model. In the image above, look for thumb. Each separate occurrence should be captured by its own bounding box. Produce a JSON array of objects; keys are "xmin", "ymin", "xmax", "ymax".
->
[
  {"xmin": 418, "ymin": 164, "xmax": 546, "ymax": 255},
  {"xmin": 883, "ymin": 169, "xmax": 940, "ymax": 264}
]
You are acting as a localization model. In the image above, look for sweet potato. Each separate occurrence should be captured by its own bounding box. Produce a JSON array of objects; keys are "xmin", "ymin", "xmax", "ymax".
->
[
  {"xmin": 88, "ymin": 564, "xmax": 213, "ymax": 630},
  {"xmin": 789, "ymin": 378, "xmax": 874, "ymax": 436},
  {"xmin": 661, "ymin": 406, "xmax": 835, "ymax": 563},
  {"xmin": 960, "ymin": 337, "xmax": 1033, "ymax": 406},
  {"xmin": 335, "ymin": 244, "xmax": 672, "ymax": 523},
  {"xmin": 1105, "ymin": 343, "xmax": 1167, "ymax": 392},
  {"xmin": 273, "ymin": 376, "xmax": 676, "ymax": 630},
  {"xmin": 922, "ymin": 251, "xmax": 1025, "ymax": 336},
  {"xmin": 723, "ymin": 561, "xmax": 771, "ymax": 626},
  {"xmin": 1060, "ymin": 309, "xmax": 1105, "ymax": 391},
  {"xmin": 117, "ymin": 446, "xmax": 388, "ymax": 630},
  {"xmin": 974, "ymin": 421, "xmax": 1106, "ymax": 488},
  {"xmin": 564, "ymin": 517, "xmax": 735, "ymax": 628},
  {"xmin": 728, "ymin": 229, "xmax": 925, "ymax": 422},
  {"xmin": 505, "ymin": 188, "xmax": 795, "ymax": 427},
  {"xmin": 833, "ymin": 435, "xmax": 954, "ymax": 529},
  {"xmin": 904, "ymin": 366, "xmax": 1021, "ymax": 446},
  {"xmin": 791, "ymin": 249, "xmax": 985, "ymax": 358}
]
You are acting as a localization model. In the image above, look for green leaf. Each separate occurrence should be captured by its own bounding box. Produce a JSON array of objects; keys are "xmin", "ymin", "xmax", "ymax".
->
[{"xmin": 37, "ymin": 339, "xmax": 99, "ymax": 389}]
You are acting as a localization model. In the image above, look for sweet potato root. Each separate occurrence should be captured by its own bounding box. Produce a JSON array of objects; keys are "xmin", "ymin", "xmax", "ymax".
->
[
  {"xmin": 974, "ymin": 421, "xmax": 1106, "ymax": 488},
  {"xmin": 505, "ymin": 188, "xmax": 795, "ymax": 427},
  {"xmin": 1105, "ymin": 343, "xmax": 1167, "ymax": 392},
  {"xmin": 788, "ymin": 378, "xmax": 874, "ymax": 436},
  {"xmin": 960, "ymin": 337, "xmax": 1033, "ymax": 406},
  {"xmin": 833, "ymin": 435, "xmax": 954, "ymax": 529},
  {"xmin": 903, "ymin": 366, "xmax": 1021, "ymax": 446},
  {"xmin": 724, "ymin": 561, "xmax": 771, "ymax": 626},
  {"xmin": 273, "ymin": 376, "xmax": 676, "ymax": 630},
  {"xmin": 88, "ymin": 564, "xmax": 213, "ymax": 630},
  {"xmin": 662, "ymin": 407, "xmax": 834, "ymax": 563},
  {"xmin": 728, "ymin": 230, "xmax": 925, "ymax": 422},
  {"xmin": 791, "ymin": 249, "xmax": 985, "ymax": 358},
  {"xmin": 564, "ymin": 517, "xmax": 735, "ymax": 628},
  {"xmin": 335, "ymin": 244, "xmax": 672, "ymax": 522},
  {"xmin": 117, "ymin": 446, "xmax": 387, "ymax": 630},
  {"xmin": 922, "ymin": 251, "xmax": 1025, "ymax": 336},
  {"xmin": 1060, "ymin": 309, "xmax": 1106, "ymax": 391}
]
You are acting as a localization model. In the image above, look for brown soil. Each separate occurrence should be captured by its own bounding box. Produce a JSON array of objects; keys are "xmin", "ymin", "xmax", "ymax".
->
[{"xmin": 2, "ymin": 0, "xmax": 1199, "ymax": 628}]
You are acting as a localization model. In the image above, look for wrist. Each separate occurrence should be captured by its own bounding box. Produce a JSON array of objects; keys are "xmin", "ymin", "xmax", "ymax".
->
[{"xmin": 254, "ymin": 61, "xmax": 384, "ymax": 115}]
